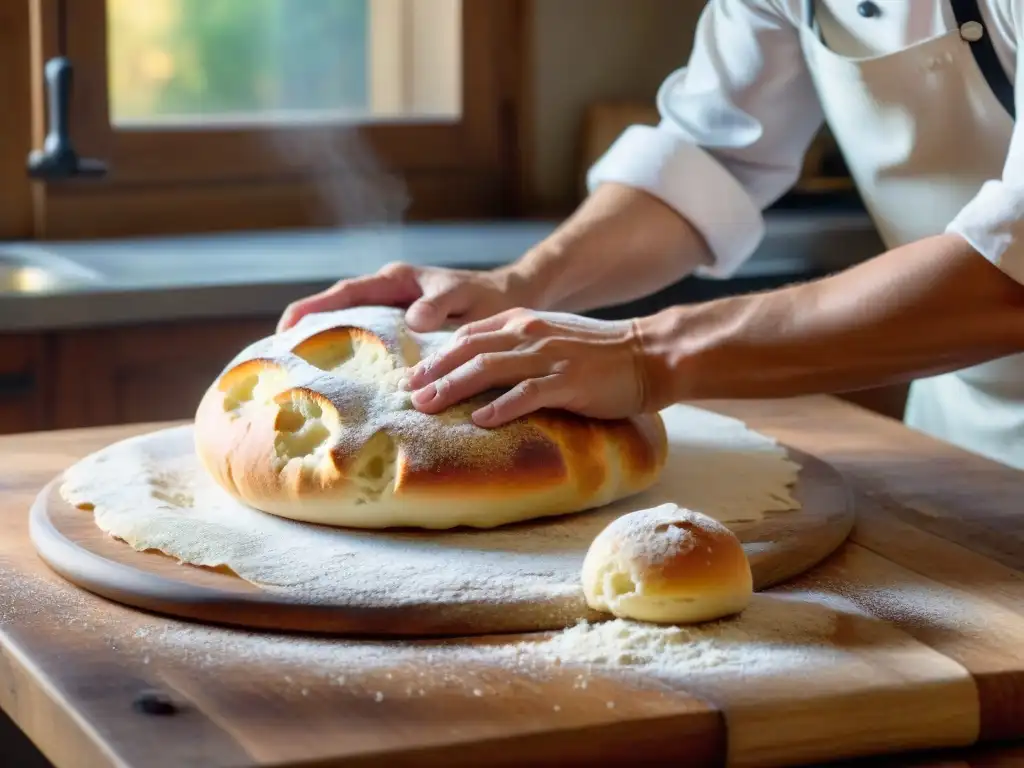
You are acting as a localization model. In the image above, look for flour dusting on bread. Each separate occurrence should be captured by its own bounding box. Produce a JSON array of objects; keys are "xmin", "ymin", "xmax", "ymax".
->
[{"xmin": 191, "ymin": 306, "xmax": 669, "ymax": 530}]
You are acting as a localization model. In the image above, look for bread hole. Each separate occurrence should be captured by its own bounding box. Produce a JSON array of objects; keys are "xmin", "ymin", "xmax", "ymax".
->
[
  {"xmin": 351, "ymin": 431, "xmax": 398, "ymax": 501},
  {"xmin": 292, "ymin": 333, "xmax": 355, "ymax": 371},
  {"xmin": 276, "ymin": 397, "xmax": 323, "ymax": 433},
  {"xmin": 603, "ymin": 569, "xmax": 638, "ymax": 599},
  {"xmin": 75, "ymin": 502, "xmax": 94, "ymax": 512},
  {"xmin": 293, "ymin": 329, "xmax": 406, "ymax": 391},
  {"xmin": 276, "ymin": 420, "xmax": 331, "ymax": 459},
  {"xmin": 223, "ymin": 372, "xmax": 259, "ymax": 411},
  {"xmin": 221, "ymin": 362, "xmax": 291, "ymax": 414},
  {"xmin": 342, "ymin": 343, "xmax": 403, "ymax": 388},
  {"xmin": 273, "ymin": 392, "xmax": 333, "ymax": 466},
  {"xmin": 364, "ymin": 455, "xmax": 385, "ymax": 480}
]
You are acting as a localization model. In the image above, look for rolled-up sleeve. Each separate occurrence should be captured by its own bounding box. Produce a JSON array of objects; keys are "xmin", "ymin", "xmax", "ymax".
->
[
  {"xmin": 586, "ymin": 0, "xmax": 825, "ymax": 278},
  {"xmin": 945, "ymin": 35, "xmax": 1024, "ymax": 286}
]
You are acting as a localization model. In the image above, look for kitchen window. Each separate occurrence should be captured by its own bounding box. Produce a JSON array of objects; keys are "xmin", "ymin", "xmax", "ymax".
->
[{"xmin": 5, "ymin": 0, "xmax": 524, "ymax": 240}]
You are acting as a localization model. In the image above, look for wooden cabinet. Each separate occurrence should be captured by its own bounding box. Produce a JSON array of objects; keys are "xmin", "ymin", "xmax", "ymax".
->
[
  {"xmin": 0, "ymin": 317, "xmax": 276, "ymax": 436},
  {"xmin": 0, "ymin": 334, "xmax": 51, "ymax": 434},
  {"xmin": 0, "ymin": 318, "xmax": 277, "ymax": 434},
  {"xmin": 51, "ymin": 317, "xmax": 278, "ymax": 430}
]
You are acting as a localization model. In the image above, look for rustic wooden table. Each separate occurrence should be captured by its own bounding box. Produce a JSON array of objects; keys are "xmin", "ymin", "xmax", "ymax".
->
[{"xmin": 4, "ymin": 395, "xmax": 1024, "ymax": 768}]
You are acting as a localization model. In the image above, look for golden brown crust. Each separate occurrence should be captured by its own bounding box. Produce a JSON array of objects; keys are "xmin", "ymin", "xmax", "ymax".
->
[
  {"xmin": 639, "ymin": 518, "xmax": 750, "ymax": 596},
  {"xmin": 581, "ymin": 504, "xmax": 752, "ymax": 624},
  {"xmin": 193, "ymin": 307, "xmax": 668, "ymax": 529}
]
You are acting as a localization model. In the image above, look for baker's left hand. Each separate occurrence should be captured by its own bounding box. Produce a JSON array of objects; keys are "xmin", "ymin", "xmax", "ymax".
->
[{"xmin": 405, "ymin": 309, "xmax": 648, "ymax": 427}]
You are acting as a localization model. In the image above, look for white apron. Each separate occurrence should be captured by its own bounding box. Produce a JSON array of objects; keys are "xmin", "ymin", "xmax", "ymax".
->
[{"xmin": 798, "ymin": 0, "xmax": 1022, "ymax": 468}]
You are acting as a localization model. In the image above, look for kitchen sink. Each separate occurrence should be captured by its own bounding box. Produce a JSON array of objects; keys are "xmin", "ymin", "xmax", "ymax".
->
[{"xmin": 0, "ymin": 250, "xmax": 101, "ymax": 294}]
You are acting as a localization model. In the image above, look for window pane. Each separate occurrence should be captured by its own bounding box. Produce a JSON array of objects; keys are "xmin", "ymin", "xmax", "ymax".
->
[{"xmin": 107, "ymin": 0, "xmax": 462, "ymax": 126}]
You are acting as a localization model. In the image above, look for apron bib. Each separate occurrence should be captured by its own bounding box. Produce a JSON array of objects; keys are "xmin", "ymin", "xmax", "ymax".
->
[{"xmin": 798, "ymin": 0, "xmax": 1022, "ymax": 467}]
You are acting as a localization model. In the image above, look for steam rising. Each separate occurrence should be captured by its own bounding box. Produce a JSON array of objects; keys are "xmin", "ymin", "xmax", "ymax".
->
[
  {"xmin": 277, "ymin": 125, "xmax": 411, "ymax": 253},
  {"xmin": 319, "ymin": 128, "xmax": 409, "ymax": 226}
]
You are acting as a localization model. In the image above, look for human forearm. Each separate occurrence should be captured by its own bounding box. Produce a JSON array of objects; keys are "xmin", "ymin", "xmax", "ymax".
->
[
  {"xmin": 636, "ymin": 233, "xmax": 1024, "ymax": 407},
  {"xmin": 505, "ymin": 183, "xmax": 714, "ymax": 313}
]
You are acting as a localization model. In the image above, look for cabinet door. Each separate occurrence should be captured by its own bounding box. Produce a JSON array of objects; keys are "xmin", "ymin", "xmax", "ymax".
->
[
  {"xmin": 0, "ymin": 334, "xmax": 50, "ymax": 434},
  {"xmin": 53, "ymin": 318, "xmax": 277, "ymax": 429}
]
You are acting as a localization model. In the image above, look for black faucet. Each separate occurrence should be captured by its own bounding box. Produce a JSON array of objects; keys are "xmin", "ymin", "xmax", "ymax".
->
[{"xmin": 26, "ymin": 56, "xmax": 108, "ymax": 181}]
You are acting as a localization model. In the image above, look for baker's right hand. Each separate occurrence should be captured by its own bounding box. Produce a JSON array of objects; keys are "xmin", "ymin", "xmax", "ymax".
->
[{"xmin": 276, "ymin": 262, "xmax": 532, "ymax": 334}]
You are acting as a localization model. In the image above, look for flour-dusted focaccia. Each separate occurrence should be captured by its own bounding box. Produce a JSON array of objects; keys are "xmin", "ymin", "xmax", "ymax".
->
[{"xmin": 193, "ymin": 307, "xmax": 668, "ymax": 530}]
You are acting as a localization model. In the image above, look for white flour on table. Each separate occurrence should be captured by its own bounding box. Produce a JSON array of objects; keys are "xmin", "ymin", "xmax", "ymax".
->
[
  {"xmin": 0, "ymin": 566, "xmax": 840, "ymax": 686},
  {"xmin": 6, "ymin": 561, "xmax": 976, "ymax": 723}
]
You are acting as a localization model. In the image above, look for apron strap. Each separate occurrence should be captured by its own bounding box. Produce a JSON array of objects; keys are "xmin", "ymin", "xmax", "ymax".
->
[
  {"xmin": 950, "ymin": 0, "xmax": 1015, "ymax": 119},
  {"xmin": 805, "ymin": 0, "xmax": 1015, "ymax": 120},
  {"xmin": 804, "ymin": 0, "xmax": 818, "ymax": 34}
]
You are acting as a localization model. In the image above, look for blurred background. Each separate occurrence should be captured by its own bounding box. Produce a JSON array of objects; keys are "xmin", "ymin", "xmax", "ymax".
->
[
  {"xmin": 0, "ymin": 0, "xmax": 897, "ymax": 445},
  {"xmin": 107, "ymin": 0, "xmax": 376, "ymax": 124}
]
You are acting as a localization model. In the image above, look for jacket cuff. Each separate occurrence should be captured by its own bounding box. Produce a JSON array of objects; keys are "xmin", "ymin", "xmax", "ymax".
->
[
  {"xmin": 946, "ymin": 179, "xmax": 1024, "ymax": 286},
  {"xmin": 586, "ymin": 123, "xmax": 766, "ymax": 278}
]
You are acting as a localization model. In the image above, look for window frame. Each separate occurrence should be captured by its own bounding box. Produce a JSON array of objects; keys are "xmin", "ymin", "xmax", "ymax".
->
[
  {"xmin": 26, "ymin": 0, "xmax": 527, "ymax": 239},
  {"xmin": 368, "ymin": 0, "xmax": 463, "ymax": 117},
  {"xmin": 0, "ymin": 1, "xmax": 34, "ymax": 240}
]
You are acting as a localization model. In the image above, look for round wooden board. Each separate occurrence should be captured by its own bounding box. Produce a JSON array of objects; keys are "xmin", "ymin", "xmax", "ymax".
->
[{"xmin": 29, "ymin": 424, "xmax": 855, "ymax": 638}]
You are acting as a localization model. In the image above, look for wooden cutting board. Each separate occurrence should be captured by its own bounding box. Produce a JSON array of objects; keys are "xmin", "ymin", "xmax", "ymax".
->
[
  {"xmin": 28, "ymin": 408, "xmax": 854, "ymax": 637},
  {"xmin": 9, "ymin": 396, "xmax": 1024, "ymax": 768}
]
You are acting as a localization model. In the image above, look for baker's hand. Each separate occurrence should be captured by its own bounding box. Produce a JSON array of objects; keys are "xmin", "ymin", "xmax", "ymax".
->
[
  {"xmin": 405, "ymin": 309, "xmax": 649, "ymax": 427},
  {"xmin": 277, "ymin": 263, "xmax": 530, "ymax": 333}
]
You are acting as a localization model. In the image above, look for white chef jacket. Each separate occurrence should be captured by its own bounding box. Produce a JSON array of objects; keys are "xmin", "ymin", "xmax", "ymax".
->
[{"xmin": 587, "ymin": 0, "xmax": 1024, "ymax": 283}]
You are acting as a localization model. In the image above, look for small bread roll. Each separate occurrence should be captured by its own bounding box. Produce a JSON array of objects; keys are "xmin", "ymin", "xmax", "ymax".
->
[{"xmin": 581, "ymin": 503, "xmax": 752, "ymax": 624}]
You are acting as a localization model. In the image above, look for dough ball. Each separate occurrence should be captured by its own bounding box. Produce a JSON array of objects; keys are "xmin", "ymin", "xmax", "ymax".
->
[{"xmin": 581, "ymin": 503, "xmax": 752, "ymax": 624}]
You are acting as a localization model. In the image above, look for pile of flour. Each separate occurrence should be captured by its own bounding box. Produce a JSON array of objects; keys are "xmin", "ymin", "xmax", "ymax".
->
[{"xmin": 0, "ymin": 565, "xmax": 839, "ymax": 687}]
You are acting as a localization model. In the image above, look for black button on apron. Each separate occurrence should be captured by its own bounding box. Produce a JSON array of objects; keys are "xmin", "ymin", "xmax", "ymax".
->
[{"xmin": 857, "ymin": 1, "xmax": 881, "ymax": 17}]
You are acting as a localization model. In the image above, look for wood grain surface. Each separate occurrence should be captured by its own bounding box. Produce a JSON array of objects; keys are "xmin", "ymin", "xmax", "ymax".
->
[
  {"xmin": 3, "ymin": 396, "xmax": 1024, "ymax": 768},
  {"xmin": 27, "ymin": 419, "xmax": 854, "ymax": 637}
]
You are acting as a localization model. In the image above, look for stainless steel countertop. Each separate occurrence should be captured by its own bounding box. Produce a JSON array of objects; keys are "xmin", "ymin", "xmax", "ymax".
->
[{"xmin": 0, "ymin": 212, "xmax": 883, "ymax": 332}]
